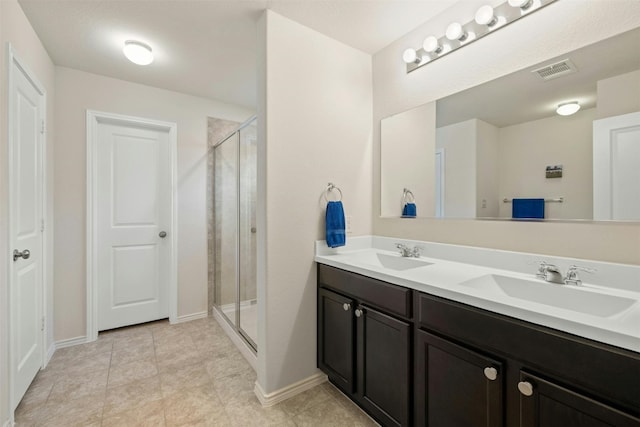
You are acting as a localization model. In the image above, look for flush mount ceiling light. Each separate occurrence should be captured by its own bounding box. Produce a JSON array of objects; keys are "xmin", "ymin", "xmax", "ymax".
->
[
  {"xmin": 556, "ymin": 101, "xmax": 581, "ymax": 116},
  {"xmin": 123, "ymin": 40, "xmax": 154, "ymax": 65},
  {"xmin": 402, "ymin": 0, "xmax": 557, "ymax": 73}
]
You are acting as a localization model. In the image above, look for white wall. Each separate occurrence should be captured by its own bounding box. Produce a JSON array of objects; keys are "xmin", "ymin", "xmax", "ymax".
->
[
  {"xmin": 476, "ymin": 120, "xmax": 499, "ymax": 217},
  {"xmin": 257, "ymin": 10, "xmax": 372, "ymax": 394},
  {"xmin": 0, "ymin": 0, "xmax": 56, "ymax": 422},
  {"xmin": 497, "ymin": 109, "xmax": 594, "ymax": 219},
  {"xmin": 436, "ymin": 119, "xmax": 476, "ymax": 218},
  {"xmin": 597, "ymin": 69, "xmax": 640, "ymax": 119},
  {"xmin": 54, "ymin": 67, "xmax": 253, "ymax": 341},
  {"xmin": 373, "ymin": 0, "xmax": 640, "ymax": 265},
  {"xmin": 381, "ymin": 103, "xmax": 435, "ymax": 217}
]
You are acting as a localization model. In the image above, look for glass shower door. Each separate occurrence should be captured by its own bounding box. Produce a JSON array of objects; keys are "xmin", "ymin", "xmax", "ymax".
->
[
  {"xmin": 238, "ymin": 121, "xmax": 257, "ymax": 348},
  {"xmin": 214, "ymin": 133, "xmax": 238, "ymax": 328}
]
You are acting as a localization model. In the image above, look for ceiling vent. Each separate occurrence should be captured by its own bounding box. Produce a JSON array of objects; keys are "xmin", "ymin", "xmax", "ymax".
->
[{"xmin": 531, "ymin": 59, "xmax": 578, "ymax": 81}]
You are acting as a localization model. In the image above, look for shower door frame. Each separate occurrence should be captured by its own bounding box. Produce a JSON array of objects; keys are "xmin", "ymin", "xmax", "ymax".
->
[{"xmin": 213, "ymin": 115, "xmax": 257, "ymax": 352}]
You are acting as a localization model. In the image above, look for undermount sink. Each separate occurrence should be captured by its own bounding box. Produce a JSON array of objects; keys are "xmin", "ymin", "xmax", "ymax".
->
[
  {"xmin": 346, "ymin": 251, "xmax": 433, "ymax": 271},
  {"xmin": 459, "ymin": 274, "xmax": 637, "ymax": 318}
]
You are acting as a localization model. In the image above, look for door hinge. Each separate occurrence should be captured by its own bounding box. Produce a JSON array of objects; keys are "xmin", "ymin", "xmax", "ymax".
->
[
  {"xmin": 41, "ymin": 316, "xmax": 45, "ymax": 331},
  {"xmin": 40, "ymin": 119, "xmax": 45, "ymax": 135}
]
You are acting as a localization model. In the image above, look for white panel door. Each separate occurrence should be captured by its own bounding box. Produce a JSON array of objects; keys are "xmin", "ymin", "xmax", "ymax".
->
[
  {"xmin": 593, "ymin": 112, "xmax": 640, "ymax": 220},
  {"xmin": 96, "ymin": 120, "xmax": 171, "ymax": 330},
  {"xmin": 9, "ymin": 55, "xmax": 45, "ymax": 411}
]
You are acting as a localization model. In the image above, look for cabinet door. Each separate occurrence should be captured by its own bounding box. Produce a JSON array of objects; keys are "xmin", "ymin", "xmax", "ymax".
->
[
  {"xmin": 318, "ymin": 288, "xmax": 356, "ymax": 393},
  {"xmin": 518, "ymin": 372, "xmax": 640, "ymax": 427},
  {"xmin": 415, "ymin": 330, "xmax": 504, "ymax": 427},
  {"xmin": 358, "ymin": 305, "xmax": 411, "ymax": 427}
]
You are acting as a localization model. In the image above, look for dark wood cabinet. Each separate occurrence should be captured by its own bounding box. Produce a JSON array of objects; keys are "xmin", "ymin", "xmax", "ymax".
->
[
  {"xmin": 358, "ymin": 305, "xmax": 411, "ymax": 427},
  {"xmin": 317, "ymin": 264, "xmax": 640, "ymax": 427},
  {"xmin": 415, "ymin": 330, "xmax": 504, "ymax": 427},
  {"xmin": 317, "ymin": 288, "xmax": 355, "ymax": 393},
  {"xmin": 518, "ymin": 371, "xmax": 640, "ymax": 427},
  {"xmin": 317, "ymin": 265, "xmax": 412, "ymax": 426}
]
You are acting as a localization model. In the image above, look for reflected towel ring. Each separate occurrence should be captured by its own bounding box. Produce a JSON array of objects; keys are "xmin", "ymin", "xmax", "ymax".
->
[
  {"xmin": 403, "ymin": 188, "xmax": 415, "ymax": 203},
  {"xmin": 324, "ymin": 182, "xmax": 343, "ymax": 202}
]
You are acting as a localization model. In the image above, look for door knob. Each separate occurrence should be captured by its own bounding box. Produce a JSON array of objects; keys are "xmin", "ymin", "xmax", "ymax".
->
[
  {"xmin": 355, "ymin": 308, "xmax": 363, "ymax": 318},
  {"xmin": 343, "ymin": 303, "xmax": 351, "ymax": 311},
  {"xmin": 159, "ymin": 231, "xmax": 167, "ymax": 238},
  {"xmin": 13, "ymin": 249, "xmax": 30, "ymax": 262},
  {"xmin": 484, "ymin": 367, "xmax": 498, "ymax": 381},
  {"xmin": 518, "ymin": 381, "xmax": 534, "ymax": 397}
]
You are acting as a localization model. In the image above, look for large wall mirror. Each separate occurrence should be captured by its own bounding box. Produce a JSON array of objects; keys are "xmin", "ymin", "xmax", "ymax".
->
[{"xmin": 381, "ymin": 27, "xmax": 640, "ymax": 221}]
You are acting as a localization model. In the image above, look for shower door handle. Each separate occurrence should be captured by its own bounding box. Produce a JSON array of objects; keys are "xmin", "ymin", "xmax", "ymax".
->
[{"xmin": 159, "ymin": 231, "xmax": 167, "ymax": 238}]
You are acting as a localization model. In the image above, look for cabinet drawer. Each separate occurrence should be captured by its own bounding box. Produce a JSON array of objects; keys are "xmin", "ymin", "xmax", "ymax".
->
[
  {"xmin": 318, "ymin": 264, "xmax": 412, "ymax": 318},
  {"xmin": 416, "ymin": 292, "xmax": 640, "ymax": 417}
]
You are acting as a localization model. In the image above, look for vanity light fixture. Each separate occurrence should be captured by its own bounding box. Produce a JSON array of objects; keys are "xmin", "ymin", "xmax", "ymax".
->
[
  {"xmin": 445, "ymin": 22, "xmax": 468, "ymax": 41},
  {"xmin": 556, "ymin": 101, "xmax": 580, "ymax": 116},
  {"xmin": 123, "ymin": 40, "xmax": 154, "ymax": 65},
  {"xmin": 508, "ymin": 0, "xmax": 534, "ymax": 10},
  {"xmin": 402, "ymin": 0, "xmax": 557, "ymax": 73},
  {"xmin": 475, "ymin": 5, "xmax": 498, "ymax": 27},
  {"xmin": 402, "ymin": 48, "xmax": 421, "ymax": 64},
  {"xmin": 423, "ymin": 36, "xmax": 442, "ymax": 54}
]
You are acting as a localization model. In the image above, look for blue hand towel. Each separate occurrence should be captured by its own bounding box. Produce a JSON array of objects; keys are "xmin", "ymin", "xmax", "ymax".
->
[
  {"xmin": 326, "ymin": 201, "xmax": 346, "ymax": 248},
  {"xmin": 402, "ymin": 203, "xmax": 417, "ymax": 218},
  {"xmin": 512, "ymin": 198, "xmax": 545, "ymax": 219}
]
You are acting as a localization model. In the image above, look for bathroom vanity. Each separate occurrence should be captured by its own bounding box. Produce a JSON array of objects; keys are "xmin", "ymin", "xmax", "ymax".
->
[{"xmin": 315, "ymin": 237, "xmax": 640, "ymax": 427}]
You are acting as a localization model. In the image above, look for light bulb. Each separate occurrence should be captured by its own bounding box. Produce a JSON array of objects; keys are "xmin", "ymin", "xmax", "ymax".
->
[
  {"xmin": 508, "ymin": 0, "xmax": 533, "ymax": 9},
  {"xmin": 123, "ymin": 40, "xmax": 154, "ymax": 65},
  {"xmin": 402, "ymin": 48, "xmax": 420, "ymax": 64},
  {"xmin": 446, "ymin": 22, "xmax": 467, "ymax": 41},
  {"xmin": 556, "ymin": 102, "xmax": 580, "ymax": 116},
  {"xmin": 475, "ymin": 5, "xmax": 498, "ymax": 26},
  {"xmin": 422, "ymin": 36, "xmax": 442, "ymax": 53}
]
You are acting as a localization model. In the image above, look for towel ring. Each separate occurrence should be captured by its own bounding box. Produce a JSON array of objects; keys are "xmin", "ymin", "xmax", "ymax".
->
[
  {"xmin": 403, "ymin": 188, "xmax": 415, "ymax": 203},
  {"xmin": 324, "ymin": 182, "xmax": 343, "ymax": 202}
]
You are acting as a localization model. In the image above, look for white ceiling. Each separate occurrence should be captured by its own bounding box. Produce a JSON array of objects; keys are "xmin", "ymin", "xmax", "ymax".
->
[{"xmin": 18, "ymin": 0, "xmax": 458, "ymax": 109}]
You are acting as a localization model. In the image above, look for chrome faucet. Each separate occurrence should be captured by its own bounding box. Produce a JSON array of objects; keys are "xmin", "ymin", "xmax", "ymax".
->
[
  {"xmin": 536, "ymin": 262, "xmax": 563, "ymax": 284},
  {"xmin": 395, "ymin": 243, "xmax": 422, "ymax": 258},
  {"xmin": 563, "ymin": 265, "xmax": 596, "ymax": 286}
]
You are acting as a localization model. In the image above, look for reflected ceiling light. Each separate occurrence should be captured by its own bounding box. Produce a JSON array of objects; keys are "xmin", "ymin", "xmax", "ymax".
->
[
  {"xmin": 508, "ymin": 0, "xmax": 534, "ymax": 9},
  {"xmin": 423, "ymin": 36, "xmax": 442, "ymax": 54},
  {"xmin": 475, "ymin": 5, "xmax": 498, "ymax": 26},
  {"xmin": 445, "ymin": 22, "xmax": 468, "ymax": 41},
  {"xmin": 402, "ymin": 48, "xmax": 421, "ymax": 64},
  {"xmin": 402, "ymin": 0, "xmax": 556, "ymax": 73},
  {"xmin": 123, "ymin": 40, "xmax": 154, "ymax": 65},
  {"xmin": 556, "ymin": 101, "xmax": 580, "ymax": 116}
]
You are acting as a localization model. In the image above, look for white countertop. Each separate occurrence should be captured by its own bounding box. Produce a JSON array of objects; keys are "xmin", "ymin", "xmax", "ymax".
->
[{"xmin": 315, "ymin": 237, "xmax": 640, "ymax": 353}]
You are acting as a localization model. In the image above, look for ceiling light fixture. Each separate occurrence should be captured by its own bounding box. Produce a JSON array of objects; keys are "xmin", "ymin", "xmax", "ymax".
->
[
  {"xmin": 475, "ymin": 5, "xmax": 498, "ymax": 27},
  {"xmin": 402, "ymin": 0, "xmax": 557, "ymax": 73},
  {"xmin": 123, "ymin": 40, "xmax": 154, "ymax": 65},
  {"xmin": 556, "ymin": 101, "xmax": 580, "ymax": 116}
]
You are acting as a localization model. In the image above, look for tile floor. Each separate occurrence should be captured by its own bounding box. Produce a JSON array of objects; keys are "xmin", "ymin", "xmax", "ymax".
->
[{"xmin": 14, "ymin": 316, "xmax": 378, "ymax": 426}]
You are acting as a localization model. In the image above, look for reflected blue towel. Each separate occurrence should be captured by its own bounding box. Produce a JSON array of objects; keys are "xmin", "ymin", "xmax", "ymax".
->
[
  {"xmin": 512, "ymin": 198, "xmax": 545, "ymax": 219},
  {"xmin": 402, "ymin": 203, "xmax": 417, "ymax": 218},
  {"xmin": 326, "ymin": 201, "xmax": 346, "ymax": 248}
]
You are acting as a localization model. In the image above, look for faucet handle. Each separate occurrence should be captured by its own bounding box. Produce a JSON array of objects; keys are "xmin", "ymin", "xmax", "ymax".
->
[
  {"xmin": 411, "ymin": 245, "xmax": 423, "ymax": 257},
  {"xmin": 564, "ymin": 265, "xmax": 596, "ymax": 286}
]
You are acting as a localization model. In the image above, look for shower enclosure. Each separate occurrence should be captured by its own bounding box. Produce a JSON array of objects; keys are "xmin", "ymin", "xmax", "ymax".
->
[{"xmin": 212, "ymin": 116, "xmax": 257, "ymax": 350}]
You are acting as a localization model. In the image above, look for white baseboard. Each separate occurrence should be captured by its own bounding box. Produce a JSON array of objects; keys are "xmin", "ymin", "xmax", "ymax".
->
[
  {"xmin": 54, "ymin": 336, "xmax": 88, "ymax": 349},
  {"xmin": 254, "ymin": 372, "xmax": 328, "ymax": 408},
  {"xmin": 171, "ymin": 311, "xmax": 208, "ymax": 324},
  {"xmin": 211, "ymin": 306, "xmax": 257, "ymax": 371},
  {"xmin": 45, "ymin": 341, "xmax": 56, "ymax": 366}
]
